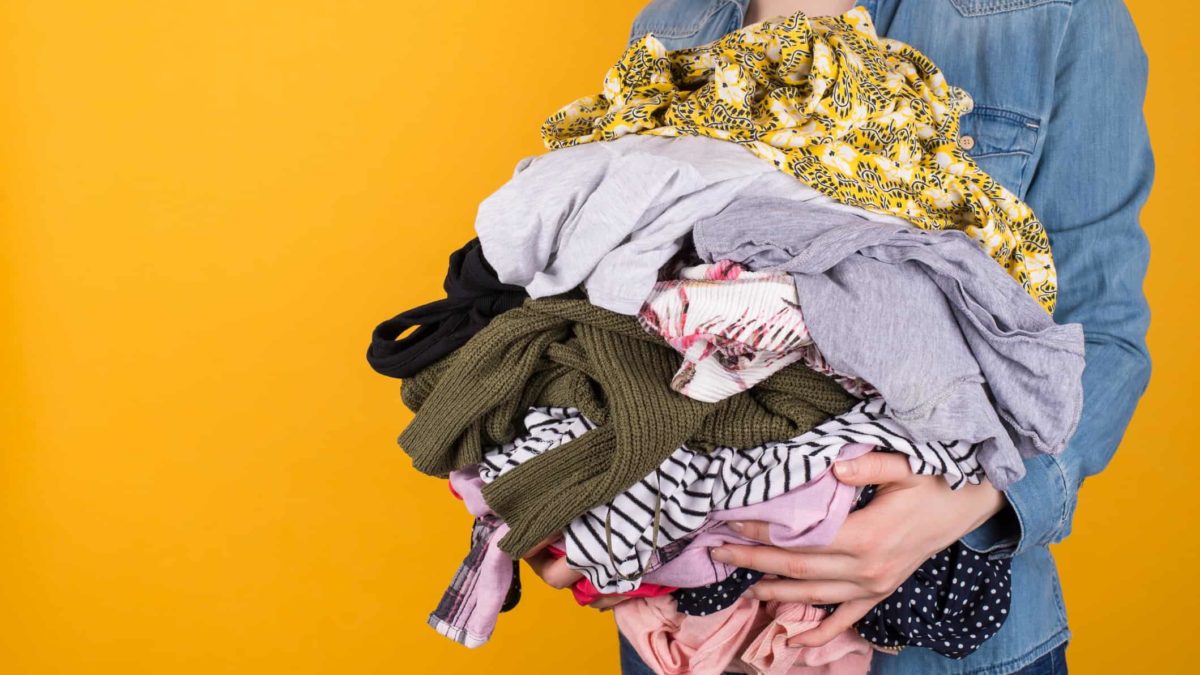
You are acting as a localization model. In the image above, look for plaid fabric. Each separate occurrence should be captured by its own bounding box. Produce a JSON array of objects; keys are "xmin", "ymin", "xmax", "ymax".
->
[{"xmin": 428, "ymin": 516, "xmax": 520, "ymax": 648}]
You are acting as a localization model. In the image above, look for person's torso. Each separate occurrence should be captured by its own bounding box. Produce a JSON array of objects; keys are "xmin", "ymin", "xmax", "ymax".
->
[
  {"xmin": 629, "ymin": 0, "xmax": 1068, "ymax": 202},
  {"xmin": 626, "ymin": 1, "xmax": 1073, "ymax": 672}
]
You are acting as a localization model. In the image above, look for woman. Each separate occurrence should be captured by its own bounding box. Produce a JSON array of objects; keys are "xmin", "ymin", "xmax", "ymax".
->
[{"xmin": 526, "ymin": 0, "xmax": 1152, "ymax": 673}]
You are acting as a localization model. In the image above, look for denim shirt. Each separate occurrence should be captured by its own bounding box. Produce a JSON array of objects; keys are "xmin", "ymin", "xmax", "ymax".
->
[{"xmin": 627, "ymin": 1, "xmax": 1152, "ymax": 673}]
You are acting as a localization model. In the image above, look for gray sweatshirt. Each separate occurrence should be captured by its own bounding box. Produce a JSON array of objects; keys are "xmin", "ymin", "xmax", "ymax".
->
[
  {"xmin": 476, "ymin": 135, "xmax": 856, "ymax": 314},
  {"xmin": 693, "ymin": 197, "xmax": 1085, "ymax": 489}
]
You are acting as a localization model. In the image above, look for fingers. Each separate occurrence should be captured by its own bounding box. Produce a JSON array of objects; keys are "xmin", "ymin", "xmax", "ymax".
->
[
  {"xmin": 747, "ymin": 579, "xmax": 867, "ymax": 605},
  {"xmin": 812, "ymin": 508, "xmax": 882, "ymax": 555},
  {"xmin": 726, "ymin": 519, "xmax": 774, "ymax": 544},
  {"xmin": 710, "ymin": 544, "xmax": 854, "ymax": 580},
  {"xmin": 788, "ymin": 598, "xmax": 876, "ymax": 648},
  {"xmin": 832, "ymin": 452, "xmax": 914, "ymax": 486},
  {"xmin": 523, "ymin": 550, "xmax": 583, "ymax": 589}
]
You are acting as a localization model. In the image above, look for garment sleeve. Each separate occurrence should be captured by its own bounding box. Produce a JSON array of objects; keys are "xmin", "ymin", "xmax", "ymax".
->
[{"xmin": 963, "ymin": 0, "xmax": 1153, "ymax": 558}]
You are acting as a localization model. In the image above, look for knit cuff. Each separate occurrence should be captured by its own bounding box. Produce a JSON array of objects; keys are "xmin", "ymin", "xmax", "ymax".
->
[{"xmin": 483, "ymin": 426, "xmax": 616, "ymax": 557}]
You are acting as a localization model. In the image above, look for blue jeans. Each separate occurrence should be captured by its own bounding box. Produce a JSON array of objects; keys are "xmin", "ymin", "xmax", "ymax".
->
[{"xmin": 617, "ymin": 633, "xmax": 1067, "ymax": 675}]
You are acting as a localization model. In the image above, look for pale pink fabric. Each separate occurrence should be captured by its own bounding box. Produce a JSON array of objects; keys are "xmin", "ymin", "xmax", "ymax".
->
[
  {"xmin": 641, "ymin": 443, "xmax": 873, "ymax": 589},
  {"xmin": 615, "ymin": 595, "xmax": 871, "ymax": 675},
  {"xmin": 615, "ymin": 595, "xmax": 768, "ymax": 675},
  {"xmin": 739, "ymin": 602, "xmax": 873, "ymax": 675}
]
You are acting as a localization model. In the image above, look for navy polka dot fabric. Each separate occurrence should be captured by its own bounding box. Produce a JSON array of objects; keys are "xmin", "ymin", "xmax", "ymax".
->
[
  {"xmin": 840, "ymin": 483, "xmax": 1013, "ymax": 658},
  {"xmin": 664, "ymin": 485, "xmax": 1012, "ymax": 657},
  {"xmin": 672, "ymin": 568, "xmax": 764, "ymax": 616},
  {"xmin": 855, "ymin": 544, "xmax": 1011, "ymax": 658}
]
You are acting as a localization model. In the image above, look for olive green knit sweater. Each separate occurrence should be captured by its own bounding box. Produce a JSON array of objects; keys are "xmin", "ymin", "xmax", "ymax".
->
[{"xmin": 398, "ymin": 297, "xmax": 855, "ymax": 557}]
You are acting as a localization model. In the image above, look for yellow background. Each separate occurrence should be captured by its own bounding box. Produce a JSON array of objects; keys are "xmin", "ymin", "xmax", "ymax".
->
[{"xmin": 1, "ymin": 1, "xmax": 1193, "ymax": 673}]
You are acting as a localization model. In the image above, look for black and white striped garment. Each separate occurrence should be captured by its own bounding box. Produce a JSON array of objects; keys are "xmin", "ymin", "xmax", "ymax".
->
[
  {"xmin": 478, "ymin": 400, "xmax": 984, "ymax": 593},
  {"xmin": 477, "ymin": 407, "xmax": 597, "ymax": 481}
]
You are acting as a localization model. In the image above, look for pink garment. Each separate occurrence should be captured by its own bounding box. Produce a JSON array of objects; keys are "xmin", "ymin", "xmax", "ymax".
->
[
  {"xmin": 615, "ymin": 595, "xmax": 871, "ymax": 675},
  {"xmin": 435, "ymin": 467, "xmax": 520, "ymax": 648},
  {"xmin": 642, "ymin": 444, "xmax": 872, "ymax": 589},
  {"xmin": 545, "ymin": 544, "xmax": 677, "ymax": 606},
  {"xmin": 449, "ymin": 466, "xmax": 493, "ymax": 519},
  {"xmin": 740, "ymin": 602, "xmax": 873, "ymax": 675},
  {"xmin": 449, "ymin": 469, "xmax": 679, "ymax": 607},
  {"xmin": 428, "ymin": 517, "xmax": 515, "ymax": 648},
  {"xmin": 615, "ymin": 594, "xmax": 769, "ymax": 675}
]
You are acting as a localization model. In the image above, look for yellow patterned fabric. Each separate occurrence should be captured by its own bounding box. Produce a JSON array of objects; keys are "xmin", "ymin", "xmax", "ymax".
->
[{"xmin": 541, "ymin": 8, "xmax": 1056, "ymax": 312}]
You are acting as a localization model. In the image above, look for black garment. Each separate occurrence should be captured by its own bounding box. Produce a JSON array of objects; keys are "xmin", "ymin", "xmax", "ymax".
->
[
  {"xmin": 826, "ymin": 484, "xmax": 1012, "ymax": 659},
  {"xmin": 367, "ymin": 238, "xmax": 527, "ymax": 379},
  {"xmin": 672, "ymin": 568, "xmax": 764, "ymax": 617}
]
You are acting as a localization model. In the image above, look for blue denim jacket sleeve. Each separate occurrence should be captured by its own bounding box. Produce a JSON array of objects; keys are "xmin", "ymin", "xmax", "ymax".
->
[{"xmin": 962, "ymin": 0, "xmax": 1153, "ymax": 558}]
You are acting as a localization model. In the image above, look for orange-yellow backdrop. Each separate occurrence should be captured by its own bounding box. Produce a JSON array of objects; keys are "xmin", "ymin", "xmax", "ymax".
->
[{"xmin": 1, "ymin": 1, "xmax": 1193, "ymax": 673}]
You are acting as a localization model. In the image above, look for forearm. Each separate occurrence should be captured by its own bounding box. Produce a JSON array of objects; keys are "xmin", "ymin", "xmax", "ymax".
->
[
  {"xmin": 960, "ymin": 0, "xmax": 1154, "ymax": 558},
  {"xmin": 965, "ymin": 331, "xmax": 1151, "ymax": 557}
]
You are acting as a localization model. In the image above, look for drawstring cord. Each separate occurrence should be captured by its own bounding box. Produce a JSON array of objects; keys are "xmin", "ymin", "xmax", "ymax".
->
[{"xmin": 605, "ymin": 467, "xmax": 664, "ymax": 582}]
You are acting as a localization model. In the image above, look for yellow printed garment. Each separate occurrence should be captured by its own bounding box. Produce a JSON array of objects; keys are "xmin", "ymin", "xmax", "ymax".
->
[{"xmin": 541, "ymin": 8, "xmax": 1056, "ymax": 312}]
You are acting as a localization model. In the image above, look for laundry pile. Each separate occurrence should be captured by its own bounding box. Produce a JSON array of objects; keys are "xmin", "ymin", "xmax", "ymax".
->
[{"xmin": 367, "ymin": 8, "xmax": 1084, "ymax": 674}]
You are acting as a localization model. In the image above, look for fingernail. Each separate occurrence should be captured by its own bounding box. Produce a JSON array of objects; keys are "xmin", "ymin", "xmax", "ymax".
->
[
  {"xmin": 727, "ymin": 521, "xmax": 745, "ymax": 532},
  {"xmin": 710, "ymin": 547, "xmax": 731, "ymax": 563},
  {"xmin": 834, "ymin": 460, "xmax": 856, "ymax": 477},
  {"xmin": 786, "ymin": 635, "xmax": 813, "ymax": 648}
]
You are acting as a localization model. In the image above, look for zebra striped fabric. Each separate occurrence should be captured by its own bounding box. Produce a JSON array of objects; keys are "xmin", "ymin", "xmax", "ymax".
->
[{"xmin": 479, "ymin": 399, "xmax": 983, "ymax": 593}]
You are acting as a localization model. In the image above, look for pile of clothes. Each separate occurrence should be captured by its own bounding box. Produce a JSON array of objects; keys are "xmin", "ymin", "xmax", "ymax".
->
[{"xmin": 367, "ymin": 8, "xmax": 1084, "ymax": 674}]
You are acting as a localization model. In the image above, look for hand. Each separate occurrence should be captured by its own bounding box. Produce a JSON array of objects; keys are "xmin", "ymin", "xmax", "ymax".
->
[
  {"xmin": 522, "ymin": 538, "xmax": 629, "ymax": 611},
  {"xmin": 709, "ymin": 452, "xmax": 1006, "ymax": 647}
]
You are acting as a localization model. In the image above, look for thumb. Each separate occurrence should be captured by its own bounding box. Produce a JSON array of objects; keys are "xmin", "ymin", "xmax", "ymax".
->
[{"xmin": 832, "ymin": 452, "xmax": 913, "ymax": 486}]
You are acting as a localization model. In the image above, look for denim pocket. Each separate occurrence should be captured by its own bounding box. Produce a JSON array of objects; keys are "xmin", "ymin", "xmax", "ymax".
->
[
  {"xmin": 959, "ymin": 106, "xmax": 1041, "ymax": 197},
  {"xmin": 629, "ymin": 0, "xmax": 738, "ymax": 44},
  {"xmin": 949, "ymin": 0, "xmax": 1070, "ymax": 17}
]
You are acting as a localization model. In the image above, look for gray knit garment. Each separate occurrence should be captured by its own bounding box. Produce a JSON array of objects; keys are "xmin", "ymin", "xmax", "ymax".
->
[{"xmin": 693, "ymin": 197, "xmax": 1085, "ymax": 489}]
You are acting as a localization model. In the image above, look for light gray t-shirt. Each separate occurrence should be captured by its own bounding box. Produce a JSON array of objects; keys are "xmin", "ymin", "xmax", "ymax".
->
[
  {"xmin": 693, "ymin": 197, "xmax": 1085, "ymax": 489},
  {"xmin": 476, "ymin": 135, "xmax": 858, "ymax": 314}
]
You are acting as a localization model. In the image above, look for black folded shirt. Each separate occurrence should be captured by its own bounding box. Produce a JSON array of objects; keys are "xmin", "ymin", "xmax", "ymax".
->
[{"xmin": 367, "ymin": 238, "xmax": 527, "ymax": 379}]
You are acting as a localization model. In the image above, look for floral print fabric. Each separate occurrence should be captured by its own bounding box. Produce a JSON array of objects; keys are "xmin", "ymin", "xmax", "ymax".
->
[
  {"xmin": 541, "ymin": 7, "xmax": 1057, "ymax": 312},
  {"xmin": 641, "ymin": 259, "xmax": 877, "ymax": 401},
  {"xmin": 638, "ymin": 260, "xmax": 815, "ymax": 403}
]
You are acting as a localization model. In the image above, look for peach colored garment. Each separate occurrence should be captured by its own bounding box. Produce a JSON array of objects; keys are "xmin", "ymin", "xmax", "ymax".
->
[
  {"xmin": 615, "ymin": 594, "xmax": 767, "ymax": 675},
  {"xmin": 615, "ymin": 594, "xmax": 871, "ymax": 675},
  {"xmin": 739, "ymin": 601, "xmax": 873, "ymax": 675}
]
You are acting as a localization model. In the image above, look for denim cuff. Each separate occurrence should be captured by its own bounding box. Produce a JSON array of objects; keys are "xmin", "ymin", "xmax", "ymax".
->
[
  {"xmin": 961, "ymin": 499, "xmax": 1020, "ymax": 559},
  {"xmin": 961, "ymin": 453, "xmax": 1070, "ymax": 559}
]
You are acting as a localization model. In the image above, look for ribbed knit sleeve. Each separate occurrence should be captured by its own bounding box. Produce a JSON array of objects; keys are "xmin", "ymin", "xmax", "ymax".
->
[
  {"xmin": 396, "ymin": 297, "xmax": 858, "ymax": 555},
  {"xmin": 396, "ymin": 305, "xmax": 569, "ymax": 477}
]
